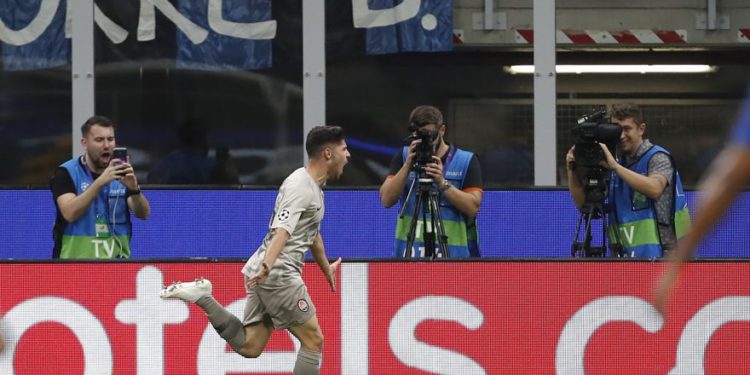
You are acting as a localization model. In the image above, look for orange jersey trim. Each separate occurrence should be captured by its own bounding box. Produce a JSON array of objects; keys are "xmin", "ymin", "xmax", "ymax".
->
[{"xmin": 385, "ymin": 175, "xmax": 482, "ymax": 193}]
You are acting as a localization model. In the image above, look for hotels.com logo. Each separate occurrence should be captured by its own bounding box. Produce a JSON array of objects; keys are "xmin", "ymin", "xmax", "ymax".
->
[{"xmin": 0, "ymin": 264, "xmax": 747, "ymax": 374}]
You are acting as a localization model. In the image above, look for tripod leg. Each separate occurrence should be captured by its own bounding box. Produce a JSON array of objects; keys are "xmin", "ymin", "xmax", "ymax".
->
[
  {"xmin": 429, "ymin": 193, "xmax": 450, "ymax": 258},
  {"xmin": 583, "ymin": 211, "xmax": 593, "ymax": 255},
  {"xmin": 572, "ymin": 213, "xmax": 586, "ymax": 257},
  {"xmin": 422, "ymin": 191, "xmax": 435, "ymax": 258},
  {"xmin": 404, "ymin": 190, "xmax": 424, "ymax": 257},
  {"xmin": 399, "ymin": 177, "xmax": 418, "ymax": 219}
]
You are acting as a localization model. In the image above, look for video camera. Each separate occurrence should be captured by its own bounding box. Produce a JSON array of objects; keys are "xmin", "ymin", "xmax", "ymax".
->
[
  {"xmin": 571, "ymin": 110, "xmax": 622, "ymax": 167},
  {"xmin": 570, "ymin": 110, "xmax": 622, "ymax": 209},
  {"xmin": 570, "ymin": 110, "xmax": 623, "ymax": 258},
  {"xmin": 404, "ymin": 124, "xmax": 438, "ymax": 171}
]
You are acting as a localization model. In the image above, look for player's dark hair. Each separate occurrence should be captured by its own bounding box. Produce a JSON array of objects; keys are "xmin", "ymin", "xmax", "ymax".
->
[{"xmin": 306, "ymin": 125, "xmax": 345, "ymax": 158}]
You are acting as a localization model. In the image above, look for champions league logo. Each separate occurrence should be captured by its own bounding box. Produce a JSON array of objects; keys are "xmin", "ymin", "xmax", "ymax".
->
[
  {"xmin": 81, "ymin": 182, "xmax": 90, "ymax": 192},
  {"xmin": 276, "ymin": 209, "xmax": 290, "ymax": 222}
]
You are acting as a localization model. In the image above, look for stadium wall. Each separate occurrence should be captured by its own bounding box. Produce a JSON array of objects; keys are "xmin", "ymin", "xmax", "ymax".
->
[{"xmin": 1, "ymin": 189, "xmax": 748, "ymax": 259}]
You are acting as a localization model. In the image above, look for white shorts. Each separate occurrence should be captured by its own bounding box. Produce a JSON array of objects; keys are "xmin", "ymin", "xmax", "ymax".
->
[{"xmin": 242, "ymin": 276, "xmax": 316, "ymax": 329}]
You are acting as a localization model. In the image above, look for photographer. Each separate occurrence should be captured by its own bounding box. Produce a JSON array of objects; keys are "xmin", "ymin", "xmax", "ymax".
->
[
  {"xmin": 566, "ymin": 103, "xmax": 690, "ymax": 258},
  {"xmin": 50, "ymin": 116, "xmax": 150, "ymax": 259},
  {"xmin": 379, "ymin": 105, "xmax": 482, "ymax": 257}
]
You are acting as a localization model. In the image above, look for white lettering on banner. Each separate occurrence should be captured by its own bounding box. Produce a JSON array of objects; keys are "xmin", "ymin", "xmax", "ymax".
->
[
  {"xmin": 93, "ymin": 5, "xmax": 128, "ymax": 44},
  {"xmin": 1, "ymin": 265, "xmax": 747, "ymax": 373},
  {"xmin": 0, "ymin": 296, "xmax": 113, "ymax": 375},
  {"xmin": 138, "ymin": 0, "xmax": 208, "ymax": 44},
  {"xmin": 207, "ymin": 0, "xmax": 276, "ymax": 40},
  {"xmin": 670, "ymin": 296, "xmax": 750, "ymax": 375},
  {"xmin": 619, "ymin": 225, "xmax": 635, "ymax": 245},
  {"xmin": 0, "ymin": 0, "xmax": 59, "ymax": 46},
  {"xmin": 115, "ymin": 266, "xmax": 189, "ymax": 375},
  {"xmin": 1, "ymin": 0, "xmax": 280, "ymax": 46},
  {"xmin": 197, "ymin": 299, "xmax": 300, "ymax": 374},
  {"xmin": 341, "ymin": 263, "xmax": 369, "ymax": 375},
  {"xmin": 352, "ymin": 0, "xmax": 421, "ymax": 28},
  {"xmin": 63, "ymin": 2, "xmax": 129, "ymax": 44},
  {"xmin": 389, "ymin": 296, "xmax": 487, "ymax": 374},
  {"xmin": 555, "ymin": 296, "xmax": 664, "ymax": 374}
]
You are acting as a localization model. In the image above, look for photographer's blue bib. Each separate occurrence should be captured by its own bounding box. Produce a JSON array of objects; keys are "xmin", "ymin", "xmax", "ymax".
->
[
  {"xmin": 56, "ymin": 157, "xmax": 132, "ymax": 259},
  {"xmin": 608, "ymin": 145, "xmax": 691, "ymax": 258},
  {"xmin": 394, "ymin": 146, "xmax": 480, "ymax": 257}
]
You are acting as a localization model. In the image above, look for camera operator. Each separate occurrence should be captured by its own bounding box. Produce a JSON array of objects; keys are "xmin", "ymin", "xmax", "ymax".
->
[
  {"xmin": 379, "ymin": 105, "xmax": 483, "ymax": 257},
  {"xmin": 566, "ymin": 103, "xmax": 690, "ymax": 258},
  {"xmin": 50, "ymin": 116, "xmax": 150, "ymax": 259}
]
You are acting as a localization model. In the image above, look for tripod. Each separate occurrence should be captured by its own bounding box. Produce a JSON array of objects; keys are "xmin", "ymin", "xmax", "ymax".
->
[
  {"xmin": 572, "ymin": 202, "xmax": 609, "ymax": 257},
  {"xmin": 399, "ymin": 171, "xmax": 450, "ymax": 258},
  {"xmin": 571, "ymin": 166, "xmax": 611, "ymax": 257}
]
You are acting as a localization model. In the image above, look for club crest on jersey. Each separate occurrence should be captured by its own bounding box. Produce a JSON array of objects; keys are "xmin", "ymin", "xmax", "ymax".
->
[
  {"xmin": 277, "ymin": 209, "xmax": 290, "ymax": 222},
  {"xmin": 297, "ymin": 299, "xmax": 309, "ymax": 312}
]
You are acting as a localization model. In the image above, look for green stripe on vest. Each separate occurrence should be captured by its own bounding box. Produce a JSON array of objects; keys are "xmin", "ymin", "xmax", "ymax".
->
[
  {"xmin": 609, "ymin": 208, "xmax": 691, "ymax": 246},
  {"xmin": 608, "ymin": 218, "xmax": 660, "ymax": 248},
  {"xmin": 60, "ymin": 235, "xmax": 131, "ymax": 259},
  {"xmin": 674, "ymin": 207, "xmax": 692, "ymax": 239}
]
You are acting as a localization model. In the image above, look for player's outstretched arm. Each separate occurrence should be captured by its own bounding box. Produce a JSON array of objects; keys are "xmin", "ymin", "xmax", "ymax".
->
[
  {"xmin": 310, "ymin": 233, "xmax": 341, "ymax": 292},
  {"xmin": 653, "ymin": 146, "xmax": 750, "ymax": 315}
]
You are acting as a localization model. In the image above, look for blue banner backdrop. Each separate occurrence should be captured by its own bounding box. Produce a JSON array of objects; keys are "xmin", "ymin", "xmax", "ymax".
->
[
  {"xmin": 1, "ymin": 0, "xmax": 452, "ymax": 71},
  {"xmin": 1, "ymin": 189, "xmax": 748, "ymax": 259}
]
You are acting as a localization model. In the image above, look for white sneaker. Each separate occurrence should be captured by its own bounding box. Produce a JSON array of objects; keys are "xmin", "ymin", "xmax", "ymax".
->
[{"xmin": 160, "ymin": 278, "xmax": 212, "ymax": 302}]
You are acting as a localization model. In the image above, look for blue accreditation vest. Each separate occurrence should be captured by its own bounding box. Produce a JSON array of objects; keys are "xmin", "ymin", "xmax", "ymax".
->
[
  {"xmin": 394, "ymin": 146, "xmax": 480, "ymax": 257},
  {"xmin": 56, "ymin": 157, "xmax": 132, "ymax": 258},
  {"xmin": 608, "ymin": 145, "xmax": 691, "ymax": 258}
]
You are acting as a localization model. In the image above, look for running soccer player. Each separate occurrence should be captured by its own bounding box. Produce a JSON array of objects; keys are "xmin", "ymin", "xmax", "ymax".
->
[{"xmin": 161, "ymin": 126, "xmax": 350, "ymax": 374}]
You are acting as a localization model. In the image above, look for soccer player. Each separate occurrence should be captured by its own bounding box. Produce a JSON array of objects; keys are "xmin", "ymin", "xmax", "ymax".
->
[{"xmin": 160, "ymin": 126, "xmax": 350, "ymax": 374}]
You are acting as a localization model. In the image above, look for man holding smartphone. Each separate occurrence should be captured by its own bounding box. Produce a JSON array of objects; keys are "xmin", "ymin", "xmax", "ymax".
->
[{"xmin": 50, "ymin": 115, "xmax": 150, "ymax": 259}]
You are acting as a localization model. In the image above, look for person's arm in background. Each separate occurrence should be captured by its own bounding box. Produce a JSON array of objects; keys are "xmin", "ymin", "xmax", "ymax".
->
[
  {"xmin": 653, "ymin": 88, "xmax": 750, "ymax": 315},
  {"xmin": 380, "ymin": 141, "xmax": 418, "ymax": 208},
  {"xmin": 117, "ymin": 158, "xmax": 150, "ymax": 220},
  {"xmin": 426, "ymin": 154, "xmax": 483, "ymax": 218},
  {"xmin": 127, "ymin": 190, "xmax": 150, "ymax": 220},
  {"xmin": 653, "ymin": 145, "xmax": 750, "ymax": 314},
  {"xmin": 56, "ymin": 162, "xmax": 128, "ymax": 223},
  {"xmin": 598, "ymin": 143, "xmax": 668, "ymax": 200}
]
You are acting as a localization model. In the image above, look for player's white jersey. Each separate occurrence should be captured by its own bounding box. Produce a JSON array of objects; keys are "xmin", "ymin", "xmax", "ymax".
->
[{"xmin": 242, "ymin": 167, "xmax": 324, "ymax": 285}]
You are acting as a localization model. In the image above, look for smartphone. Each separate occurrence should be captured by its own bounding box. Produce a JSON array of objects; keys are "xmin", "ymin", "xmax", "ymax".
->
[{"xmin": 112, "ymin": 147, "xmax": 128, "ymax": 163}]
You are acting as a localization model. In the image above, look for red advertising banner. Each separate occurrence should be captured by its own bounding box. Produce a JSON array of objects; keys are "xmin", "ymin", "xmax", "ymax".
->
[{"xmin": 0, "ymin": 262, "xmax": 748, "ymax": 374}]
